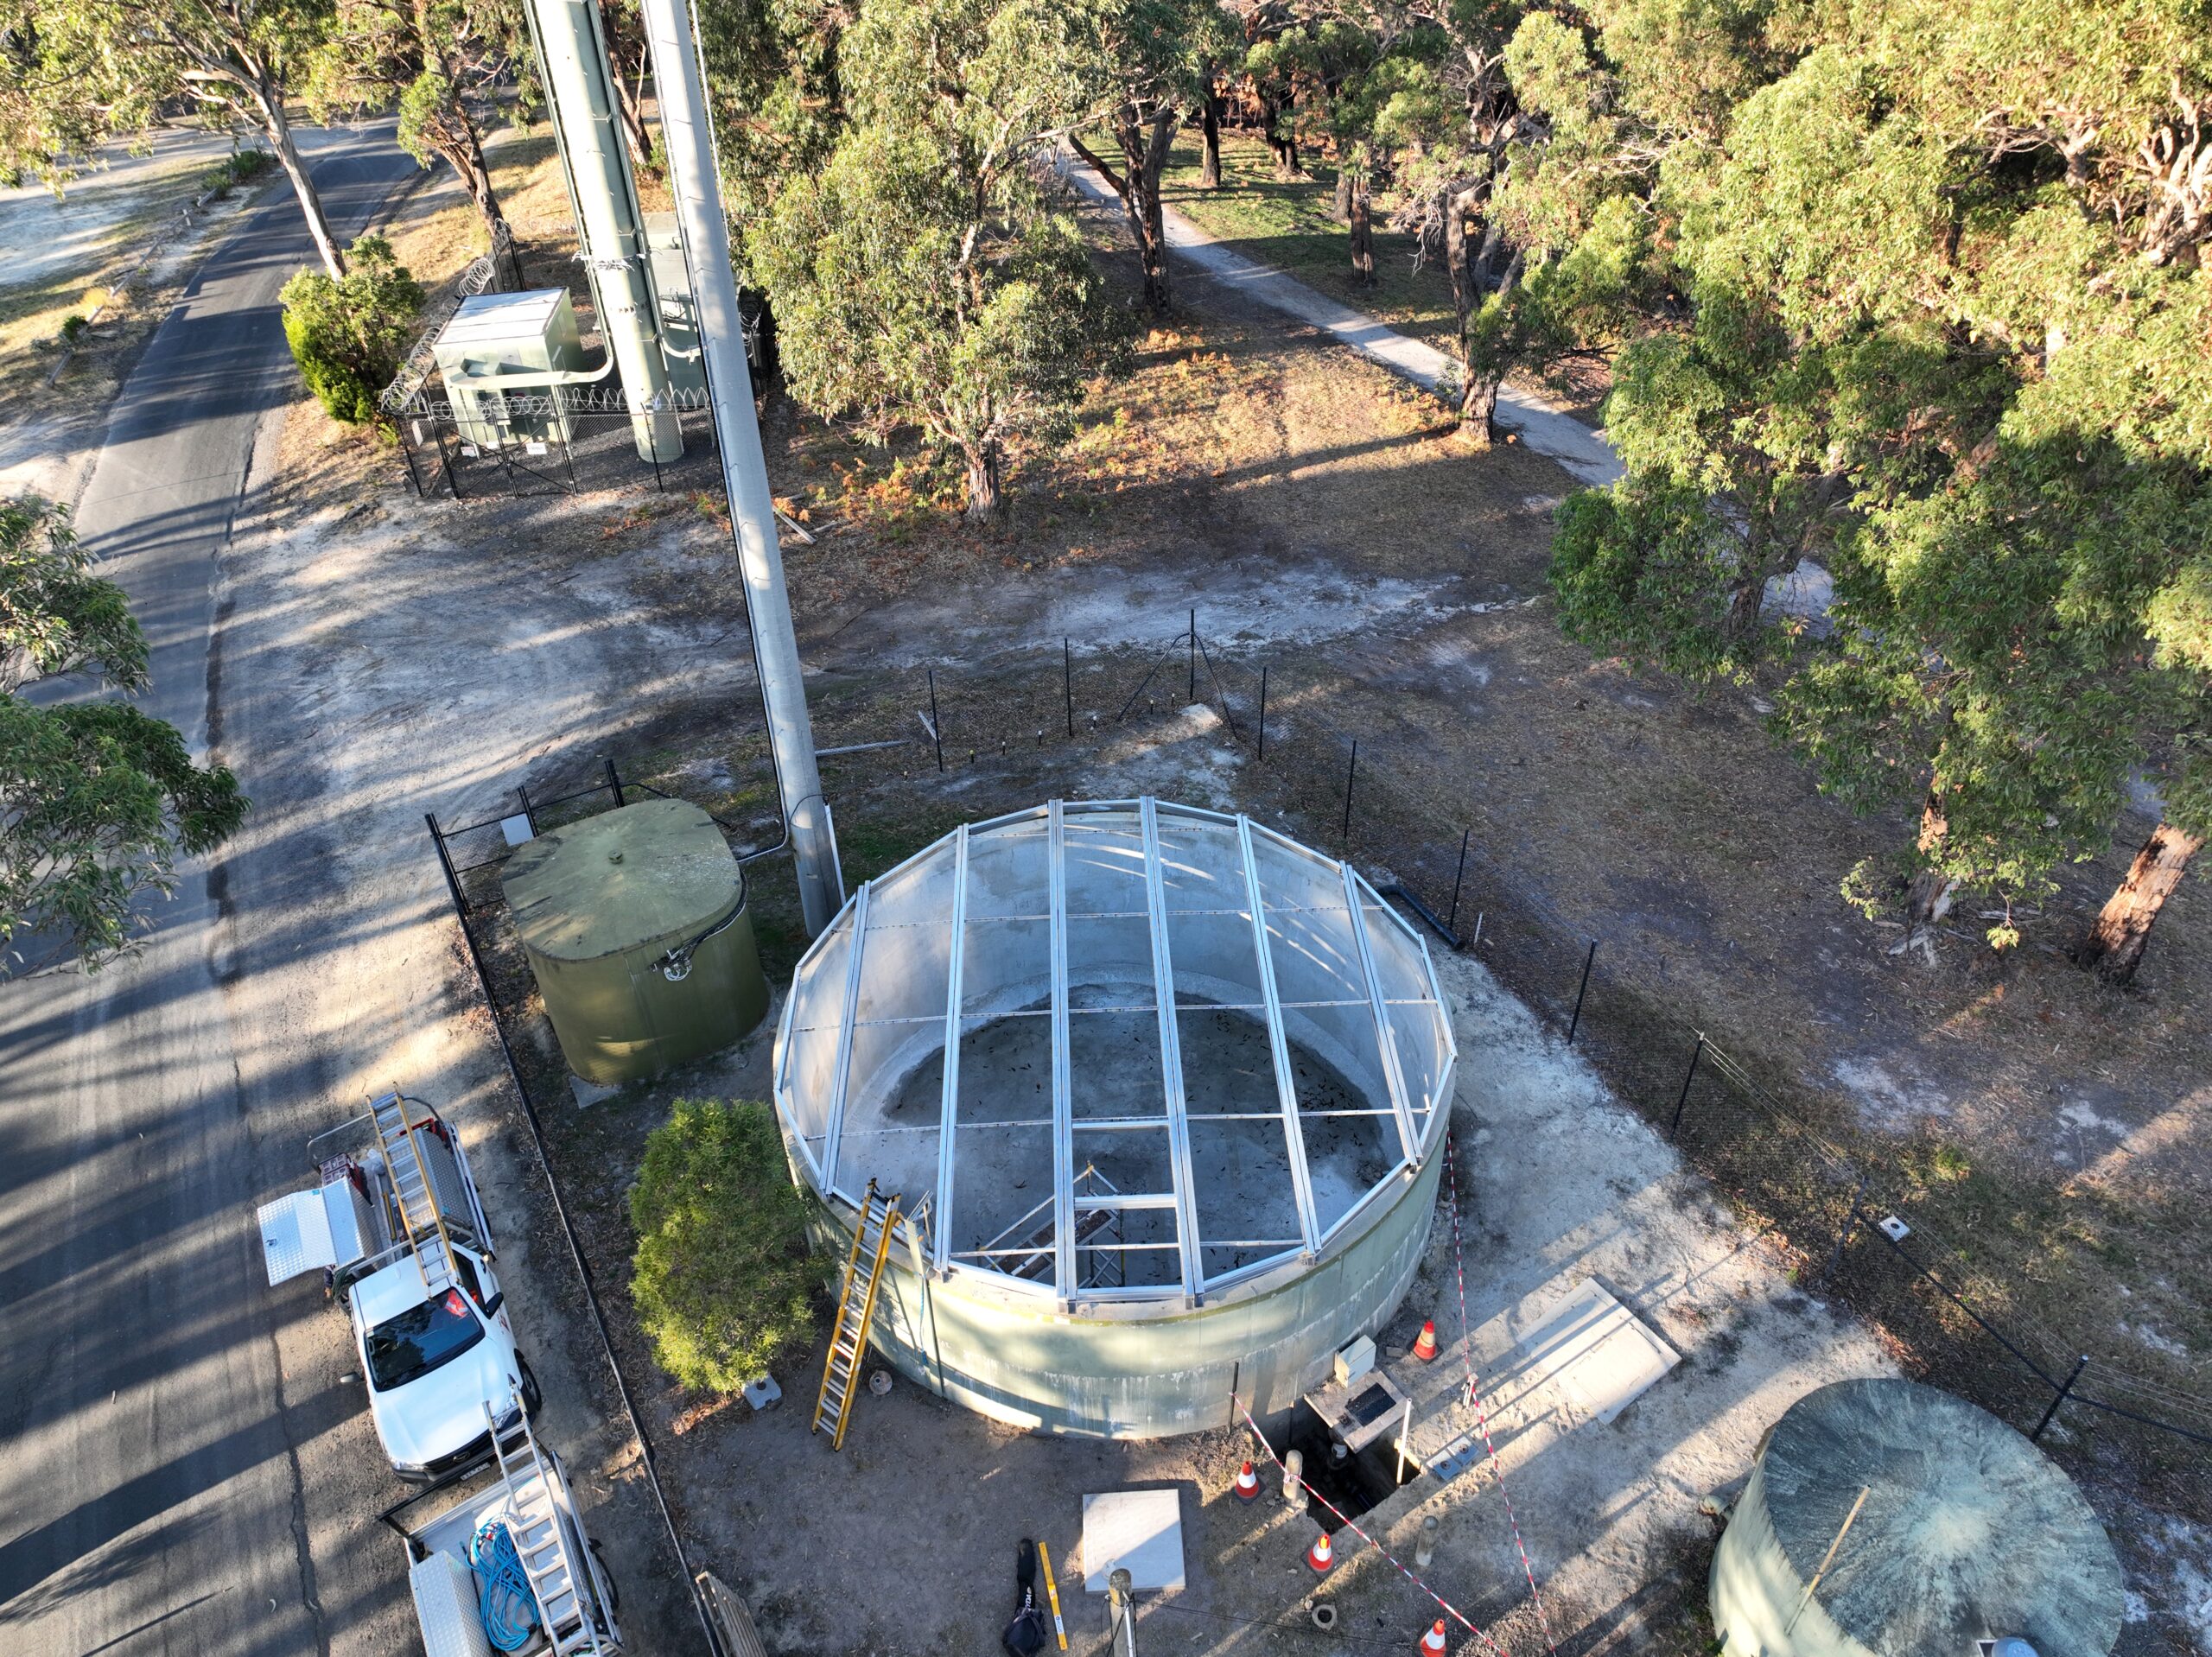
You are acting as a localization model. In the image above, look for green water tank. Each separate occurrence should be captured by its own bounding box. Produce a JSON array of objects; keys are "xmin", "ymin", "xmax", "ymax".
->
[{"xmin": 501, "ymin": 798, "xmax": 769, "ymax": 1087}]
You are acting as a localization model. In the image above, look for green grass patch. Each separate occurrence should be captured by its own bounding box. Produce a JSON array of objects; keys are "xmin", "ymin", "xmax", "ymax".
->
[{"xmin": 1158, "ymin": 132, "xmax": 1458, "ymax": 349}]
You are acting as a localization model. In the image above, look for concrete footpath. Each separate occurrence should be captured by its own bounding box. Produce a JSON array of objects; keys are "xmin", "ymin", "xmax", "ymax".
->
[{"xmin": 1060, "ymin": 152, "xmax": 1624, "ymax": 489}]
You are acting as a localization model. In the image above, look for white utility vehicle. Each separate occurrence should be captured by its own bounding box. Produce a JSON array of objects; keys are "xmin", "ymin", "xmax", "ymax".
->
[
  {"xmin": 381, "ymin": 1382, "xmax": 621, "ymax": 1656},
  {"xmin": 259, "ymin": 1092, "xmax": 539, "ymax": 1482}
]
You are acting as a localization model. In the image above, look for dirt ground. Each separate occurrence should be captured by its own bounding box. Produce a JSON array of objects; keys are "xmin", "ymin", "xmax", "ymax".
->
[{"xmin": 238, "ymin": 154, "xmax": 2212, "ymax": 1655}]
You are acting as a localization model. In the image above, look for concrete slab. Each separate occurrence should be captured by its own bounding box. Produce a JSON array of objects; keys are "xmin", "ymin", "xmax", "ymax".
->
[{"xmin": 1081, "ymin": 1489, "xmax": 1186, "ymax": 1592}]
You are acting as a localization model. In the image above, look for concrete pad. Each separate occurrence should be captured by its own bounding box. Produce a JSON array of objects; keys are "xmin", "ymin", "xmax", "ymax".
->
[
  {"xmin": 1081, "ymin": 1489, "xmax": 1185, "ymax": 1592},
  {"xmin": 1519, "ymin": 1278, "xmax": 1681, "ymax": 1425}
]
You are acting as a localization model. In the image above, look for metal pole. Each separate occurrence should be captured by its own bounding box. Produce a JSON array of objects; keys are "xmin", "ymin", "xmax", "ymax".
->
[
  {"xmin": 518, "ymin": 784, "xmax": 539, "ymax": 835},
  {"xmin": 520, "ymin": 0, "xmax": 681, "ymax": 462},
  {"xmin": 1064, "ymin": 638, "xmax": 1074, "ymax": 739},
  {"xmin": 1669, "ymin": 1034, "xmax": 1703, "ymax": 1138},
  {"xmin": 434, "ymin": 422, "xmax": 463, "ymax": 499},
  {"xmin": 1109, "ymin": 1568, "xmax": 1136, "ymax": 1657},
  {"xmin": 603, "ymin": 753, "xmax": 625, "ymax": 807},
  {"xmin": 1187, "ymin": 608, "xmax": 1197, "ymax": 702},
  {"xmin": 1821, "ymin": 1173, "xmax": 1870, "ymax": 1284},
  {"xmin": 928, "ymin": 669, "xmax": 944, "ymax": 772},
  {"xmin": 1447, "ymin": 828, "xmax": 1470, "ymax": 933},
  {"xmin": 1395, "ymin": 1397, "xmax": 1413, "ymax": 1484},
  {"xmin": 639, "ymin": 0, "xmax": 841, "ymax": 934},
  {"xmin": 1342, "ymin": 741, "xmax": 1357, "ymax": 852},
  {"xmin": 1256, "ymin": 665, "xmax": 1267, "ymax": 760},
  {"xmin": 2031, "ymin": 1355, "xmax": 2090, "ymax": 1442},
  {"xmin": 1567, "ymin": 940, "xmax": 1596, "ymax": 1044}
]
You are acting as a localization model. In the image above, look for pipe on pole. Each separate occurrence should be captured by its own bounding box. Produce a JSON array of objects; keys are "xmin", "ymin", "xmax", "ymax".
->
[
  {"xmin": 639, "ymin": 0, "xmax": 842, "ymax": 936},
  {"xmin": 524, "ymin": 0, "xmax": 682, "ymax": 463}
]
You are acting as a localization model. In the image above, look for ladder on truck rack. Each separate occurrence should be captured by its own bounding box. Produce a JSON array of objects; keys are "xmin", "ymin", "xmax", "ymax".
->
[
  {"xmin": 372, "ymin": 1090, "xmax": 456, "ymax": 1298},
  {"xmin": 483, "ymin": 1387, "xmax": 607, "ymax": 1656},
  {"xmin": 812, "ymin": 1182, "xmax": 899, "ymax": 1451}
]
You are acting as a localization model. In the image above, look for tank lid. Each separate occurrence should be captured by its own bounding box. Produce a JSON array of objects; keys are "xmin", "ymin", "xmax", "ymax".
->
[
  {"xmin": 1758, "ymin": 1378, "xmax": 2123, "ymax": 1657},
  {"xmin": 501, "ymin": 798, "xmax": 740, "ymax": 962}
]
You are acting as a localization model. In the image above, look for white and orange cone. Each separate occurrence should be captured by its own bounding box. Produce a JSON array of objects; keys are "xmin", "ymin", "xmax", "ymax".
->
[
  {"xmin": 1307, "ymin": 1530, "xmax": 1335, "ymax": 1573},
  {"xmin": 1418, "ymin": 1618, "xmax": 1449, "ymax": 1654},
  {"xmin": 1234, "ymin": 1459, "xmax": 1262, "ymax": 1501},
  {"xmin": 1413, "ymin": 1320, "xmax": 1440, "ymax": 1362}
]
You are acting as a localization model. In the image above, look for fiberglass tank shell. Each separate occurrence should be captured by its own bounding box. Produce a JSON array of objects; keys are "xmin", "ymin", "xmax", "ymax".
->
[
  {"xmin": 1709, "ymin": 1376, "xmax": 2124, "ymax": 1657},
  {"xmin": 501, "ymin": 798, "xmax": 767, "ymax": 1086}
]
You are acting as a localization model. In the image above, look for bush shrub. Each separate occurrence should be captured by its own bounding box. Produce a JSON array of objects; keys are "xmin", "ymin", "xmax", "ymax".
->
[
  {"xmin": 279, "ymin": 233, "xmax": 423, "ymax": 425},
  {"xmin": 628, "ymin": 1098, "xmax": 817, "ymax": 1394}
]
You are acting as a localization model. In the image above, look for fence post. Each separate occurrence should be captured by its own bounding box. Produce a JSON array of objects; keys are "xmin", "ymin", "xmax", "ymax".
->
[
  {"xmin": 928, "ymin": 669, "xmax": 945, "ymax": 773},
  {"xmin": 1821, "ymin": 1173, "xmax": 1870, "ymax": 1285},
  {"xmin": 1447, "ymin": 828, "xmax": 1470, "ymax": 934},
  {"xmin": 1064, "ymin": 638, "xmax": 1074, "ymax": 740},
  {"xmin": 518, "ymin": 784, "xmax": 539, "ymax": 836},
  {"xmin": 1188, "ymin": 609, "xmax": 1197, "ymax": 702},
  {"xmin": 1342, "ymin": 741, "xmax": 1357, "ymax": 853},
  {"xmin": 397, "ymin": 418, "xmax": 424, "ymax": 498},
  {"xmin": 2031, "ymin": 1355, "xmax": 2090, "ymax": 1442},
  {"xmin": 1256, "ymin": 665, "xmax": 1268, "ymax": 760},
  {"xmin": 1567, "ymin": 940, "xmax": 1597, "ymax": 1044},
  {"xmin": 1669, "ymin": 1034, "xmax": 1704, "ymax": 1138},
  {"xmin": 602, "ymin": 755, "xmax": 626, "ymax": 807}
]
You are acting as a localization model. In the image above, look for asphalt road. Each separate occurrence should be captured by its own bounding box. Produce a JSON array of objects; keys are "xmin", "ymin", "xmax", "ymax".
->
[{"xmin": 0, "ymin": 129, "xmax": 423, "ymax": 1656}]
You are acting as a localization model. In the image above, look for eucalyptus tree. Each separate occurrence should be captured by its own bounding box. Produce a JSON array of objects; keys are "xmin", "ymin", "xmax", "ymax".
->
[
  {"xmin": 303, "ymin": 0, "xmax": 531, "ymax": 239},
  {"xmin": 749, "ymin": 0, "xmax": 1120, "ymax": 517},
  {"xmin": 1, "ymin": 0, "xmax": 351, "ymax": 275}
]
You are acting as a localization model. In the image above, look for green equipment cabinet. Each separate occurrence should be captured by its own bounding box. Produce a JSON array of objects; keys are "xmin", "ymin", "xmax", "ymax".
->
[
  {"xmin": 432, "ymin": 289, "xmax": 588, "ymax": 449},
  {"xmin": 501, "ymin": 798, "xmax": 769, "ymax": 1088}
]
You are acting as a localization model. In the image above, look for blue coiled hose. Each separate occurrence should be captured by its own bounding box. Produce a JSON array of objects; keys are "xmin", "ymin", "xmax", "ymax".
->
[{"xmin": 471, "ymin": 1515, "xmax": 540, "ymax": 1652}]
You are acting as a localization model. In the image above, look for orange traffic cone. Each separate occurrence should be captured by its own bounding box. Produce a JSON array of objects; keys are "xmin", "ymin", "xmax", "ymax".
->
[
  {"xmin": 1234, "ymin": 1460, "xmax": 1262, "ymax": 1501},
  {"xmin": 1307, "ymin": 1530, "xmax": 1335, "ymax": 1572},
  {"xmin": 1413, "ymin": 1320, "xmax": 1440, "ymax": 1362},
  {"xmin": 1419, "ymin": 1619, "xmax": 1449, "ymax": 1654}
]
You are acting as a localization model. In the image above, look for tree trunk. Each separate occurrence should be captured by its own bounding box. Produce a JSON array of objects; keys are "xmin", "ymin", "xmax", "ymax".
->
[
  {"xmin": 434, "ymin": 103, "xmax": 507, "ymax": 244},
  {"xmin": 1198, "ymin": 83, "xmax": 1222, "ymax": 189},
  {"xmin": 1261, "ymin": 95, "xmax": 1297, "ymax": 181},
  {"xmin": 1460, "ymin": 374, "xmax": 1500, "ymax": 446},
  {"xmin": 963, "ymin": 443, "xmax": 1004, "ymax": 520},
  {"xmin": 1348, "ymin": 179, "xmax": 1374, "ymax": 285},
  {"xmin": 1332, "ymin": 169, "xmax": 1352, "ymax": 222},
  {"xmin": 605, "ymin": 10, "xmax": 655, "ymax": 172},
  {"xmin": 1442, "ymin": 183, "xmax": 1483, "ymax": 331},
  {"xmin": 1901, "ymin": 789, "xmax": 1957, "ymax": 955},
  {"xmin": 1078, "ymin": 109, "xmax": 1178, "ymax": 315},
  {"xmin": 258, "ymin": 89, "xmax": 346, "ymax": 277},
  {"xmin": 2081, "ymin": 821, "xmax": 2202, "ymax": 981}
]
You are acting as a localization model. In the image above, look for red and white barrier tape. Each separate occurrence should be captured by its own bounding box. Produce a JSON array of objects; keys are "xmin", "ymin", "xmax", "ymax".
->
[
  {"xmin": 1231, "ymin": 1393, "xmax": 1510, "ymax": 1657},
  {"xmin": 1444, "ymin": 1131, "xmax": 1557, "ymax": 1654}
]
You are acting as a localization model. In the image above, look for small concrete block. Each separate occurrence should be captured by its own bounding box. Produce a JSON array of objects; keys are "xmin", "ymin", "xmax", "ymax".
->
[
  {"xmin": 1082, "ymin": 1489, "xmax": 1185, "ymax": 1593},
  {"xmin": 742, "ymin": 1374, "xmax": 782, "ymax": 1412}
]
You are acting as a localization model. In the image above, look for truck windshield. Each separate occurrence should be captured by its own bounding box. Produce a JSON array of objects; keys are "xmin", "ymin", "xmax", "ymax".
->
[{"xmin": 366, "ymin": 1289, "xmax": 484, "ymax": 1391}]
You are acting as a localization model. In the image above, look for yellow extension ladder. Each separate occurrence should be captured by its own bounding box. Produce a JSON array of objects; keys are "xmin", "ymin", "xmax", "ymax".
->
[
  {"xmin": 811, "ymin": 1182, "xmax": 899, "ymax": 1450},
  {"xmin": 372, "ymin": 1089, "xmax": 457, "ymax": 1297}
]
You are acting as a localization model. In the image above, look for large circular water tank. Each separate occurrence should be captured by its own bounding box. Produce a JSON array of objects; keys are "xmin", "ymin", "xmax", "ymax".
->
[
  {"xmin": 502, "ymin": 798, "xmax": 768, "ymax": 1086},
  {"xmin": 771, "ymin": 797, "xmax": 1459, "ymax": 1436},
  {"xmin": 1710, "ymin": 1378, "xmax": 2125, "ymax": 1657}
]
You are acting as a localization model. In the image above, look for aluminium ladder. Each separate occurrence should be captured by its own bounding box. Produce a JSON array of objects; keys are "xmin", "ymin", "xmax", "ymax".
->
[
  {"xmin": 372, "ymin": 1089, "xmax": 457, "ymax": 1298},
  {"xmin": 483, "ymin": 1387, "xmax": 607, "ymax": 1656},
  {"xmin": 811, "ymin": 1182, "xmax": 899, "ymax": 1450}
]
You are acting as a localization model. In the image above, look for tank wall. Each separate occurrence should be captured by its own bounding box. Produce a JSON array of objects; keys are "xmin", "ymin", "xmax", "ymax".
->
[
  {"xmin": 808, "ymin": 1151, "xmax": 1443, "ymax": 1438},
  {"xmin": 531, "ymin": 905, "xmax": 768, "ymax": 1086},
  {"xmin": 1709, "ymin": 1461, "xmax": 1874, "ymax": 1657}
]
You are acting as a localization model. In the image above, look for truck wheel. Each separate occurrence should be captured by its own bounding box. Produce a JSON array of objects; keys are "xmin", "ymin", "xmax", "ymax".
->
[{"xmin": 518, "ymin": 1356, "xmax": 543, "ymax": 1418}]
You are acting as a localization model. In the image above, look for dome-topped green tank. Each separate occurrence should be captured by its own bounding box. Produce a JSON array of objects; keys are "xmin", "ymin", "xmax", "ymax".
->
[{"xmin": 502, "ymin": 798, "xmax": 768, "ymax": 1086}]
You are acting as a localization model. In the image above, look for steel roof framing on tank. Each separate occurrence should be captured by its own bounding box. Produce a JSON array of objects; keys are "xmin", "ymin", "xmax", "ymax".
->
[
  {"xmin": 1237, "ymin": 814, "xmax": 1323, "ymax": 1259},
  {"xmin": 1342, "ymin": 864, "xmax": 1421, "ymax": 1170},
  {"xmin": 1048, "ymin": 801, "xmax": 1077, "ymax": 1304},
  {"xmin": 931, "ymin": 825, "xmax": 969, "ymax": 1273},
  {"xmin": 1139, "ymin": 798, "xmax": 1205, "ymax": 1304},
  {"xmin": 821, "ymin": 880, "xmax": 870, "ymax": 1197}
]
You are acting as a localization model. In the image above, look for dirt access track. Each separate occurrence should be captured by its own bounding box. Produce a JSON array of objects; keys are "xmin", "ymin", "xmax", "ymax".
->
[{"xmin": 223, "ymin": 172, "xmax": 2212, "ymax": 1654}]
